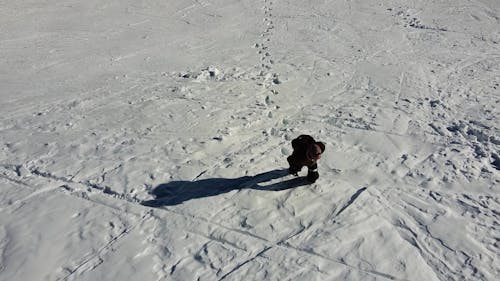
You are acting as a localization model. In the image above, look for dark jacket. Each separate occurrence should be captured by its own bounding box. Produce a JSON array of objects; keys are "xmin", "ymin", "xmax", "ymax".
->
[{"xmin": 287, "ymin": 135, "xmax": 325, "ymax": 169}]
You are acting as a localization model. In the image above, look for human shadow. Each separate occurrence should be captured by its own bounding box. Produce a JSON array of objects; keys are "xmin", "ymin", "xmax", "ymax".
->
[{"xmin": 141, "ymin": 169, "xmax": 310, "ymax": 207}]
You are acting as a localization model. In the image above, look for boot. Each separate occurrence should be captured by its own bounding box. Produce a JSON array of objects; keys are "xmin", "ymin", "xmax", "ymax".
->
[{"xmin": 307, "ymin": 171, "xmax": 319, "ymax": 183}]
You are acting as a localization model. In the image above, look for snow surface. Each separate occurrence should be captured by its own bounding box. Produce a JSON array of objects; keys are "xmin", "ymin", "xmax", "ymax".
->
[{"xmin": 1, "ymin": 0, "xmax": 499, "ymax": 280}]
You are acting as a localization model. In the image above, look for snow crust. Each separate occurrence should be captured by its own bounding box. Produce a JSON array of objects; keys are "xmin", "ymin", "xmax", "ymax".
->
[{"xmin": 1, "ymin": 0, "xmax": 499, "ymax": 280}]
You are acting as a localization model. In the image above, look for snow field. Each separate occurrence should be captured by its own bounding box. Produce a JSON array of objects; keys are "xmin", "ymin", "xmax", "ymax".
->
[{"xmin": 1, "ymin": 0, "xmax": 499, "ymax": 280}]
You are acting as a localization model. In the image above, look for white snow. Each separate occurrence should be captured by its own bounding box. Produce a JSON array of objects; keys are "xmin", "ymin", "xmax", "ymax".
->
[{"xmin": 1, "ymin": 0, "xmax": 499, "ymax": 280}]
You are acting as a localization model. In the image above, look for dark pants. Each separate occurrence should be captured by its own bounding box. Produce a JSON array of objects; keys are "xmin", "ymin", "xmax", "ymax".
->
[{"xmin": 287, "ymin": 155, "xmax": 319, "ymax": 183}]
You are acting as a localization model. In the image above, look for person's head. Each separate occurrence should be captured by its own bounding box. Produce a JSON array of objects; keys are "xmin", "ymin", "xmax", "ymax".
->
[{"xmin": 307, "ymin": 143, "xmax": 324, "ymax": 161}]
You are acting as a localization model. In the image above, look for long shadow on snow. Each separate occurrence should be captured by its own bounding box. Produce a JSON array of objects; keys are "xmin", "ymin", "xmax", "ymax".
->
[{"xmin": 142, "ymin": 169, "xmax": 310, "ymax": 207}]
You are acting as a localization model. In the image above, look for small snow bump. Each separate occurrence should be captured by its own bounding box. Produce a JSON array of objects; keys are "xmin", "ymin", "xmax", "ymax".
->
[
  {"xmin": 265, "ymin": 96, "xmax": 272, "ymax": 105},
  {"xmin": 490, "ymin": 136, "xmax": 500, "ymax": 145},
  {"xmin": 491, "ymin": 153, "xmax": 500, "ymax": 170},
  {"xmin": 17, "ymin": 165, "xmax": 31, "ymax": 177},
  {"xmin": 180, "ymin": 72, "xmax": 191, "ymax": 78},
  {"xmin": 447, "ymin": 125, "xmax": 461, "ymax": 133},
  {"xmin": 430, "ymin": 100, "xmax": 441, "ymax": 107}
]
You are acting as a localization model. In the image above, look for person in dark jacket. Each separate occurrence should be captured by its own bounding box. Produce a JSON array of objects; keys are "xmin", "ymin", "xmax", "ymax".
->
[{"xmin": 287, "ymin": 135, "xmax": 325, "ymax": 183}]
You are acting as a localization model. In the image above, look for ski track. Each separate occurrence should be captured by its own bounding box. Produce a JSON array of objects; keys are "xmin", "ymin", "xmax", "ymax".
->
[
  {"xmin": 56, "ymin": 212, "xmax": 152, "ymax": 281},
  {"xmin": 369, "ymin": 182, "xmax": 498, "ymax": 281}
]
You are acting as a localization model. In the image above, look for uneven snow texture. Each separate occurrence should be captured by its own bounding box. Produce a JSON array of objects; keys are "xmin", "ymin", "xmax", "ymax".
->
[{"xmin": 0, "ymin": 0, "xmax": 499, "ymax": 280}]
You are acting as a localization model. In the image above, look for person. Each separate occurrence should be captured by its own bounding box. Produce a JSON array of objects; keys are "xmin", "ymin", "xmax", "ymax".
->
[{"xmin": 287, "ymin": 135, "xmax": 325, "ymax": 183}]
